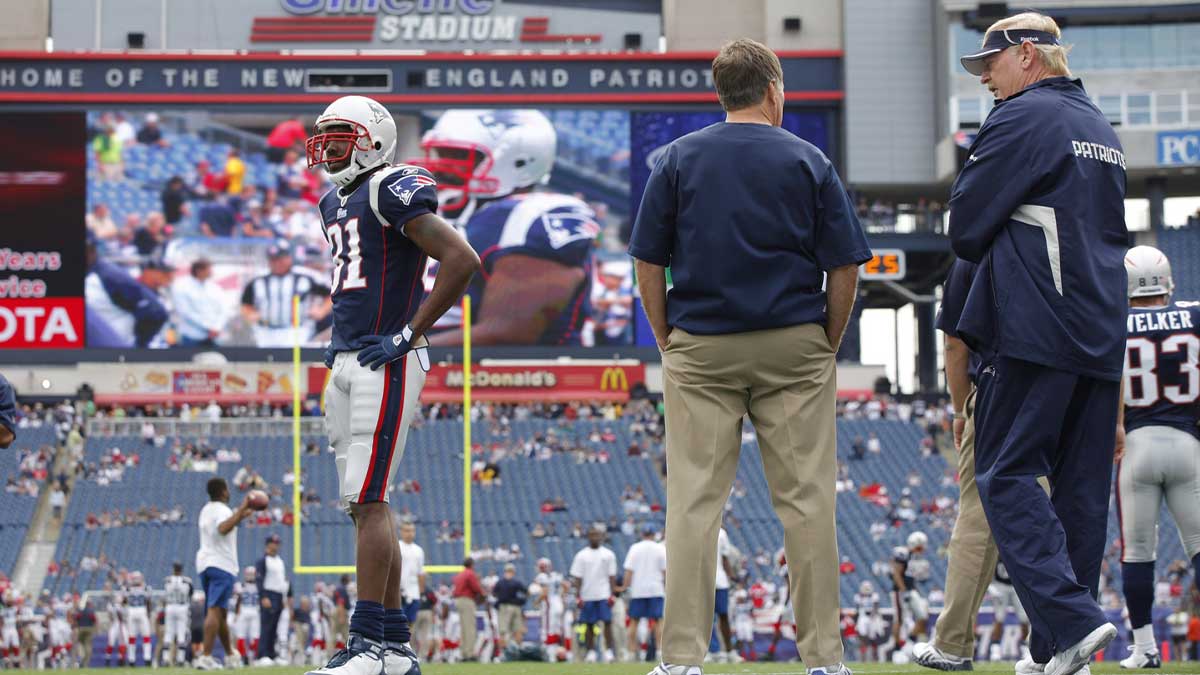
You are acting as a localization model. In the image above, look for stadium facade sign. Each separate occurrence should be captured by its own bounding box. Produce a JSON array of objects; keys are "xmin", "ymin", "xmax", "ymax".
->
[
  {"xmin": 0, "ymin": 52, "xmax": 842, "ymax": 105},
  {"xmin": 50, "ymin": 0, "xmax": 660, "ymax": 52},
  {"xmin": 1158, "ymin": 130, "xmax": 1200, "ymax": 166}
]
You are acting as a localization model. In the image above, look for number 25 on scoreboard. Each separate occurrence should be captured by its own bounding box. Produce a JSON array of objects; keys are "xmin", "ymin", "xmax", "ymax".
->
[{"xmin": 859, "ymin": 249, "xmax": 906, "ymax": 281}]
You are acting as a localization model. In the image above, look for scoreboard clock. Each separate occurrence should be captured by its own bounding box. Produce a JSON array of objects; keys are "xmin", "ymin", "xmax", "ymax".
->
[{"xmin": 859, "ymin": 249, "xmax": 906, "ymax": 280}]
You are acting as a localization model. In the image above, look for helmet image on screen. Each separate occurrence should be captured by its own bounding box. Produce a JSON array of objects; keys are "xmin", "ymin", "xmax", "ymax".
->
[{"xmin": 414, "ymin": 109, "xmax": 600, "ymax": 347}]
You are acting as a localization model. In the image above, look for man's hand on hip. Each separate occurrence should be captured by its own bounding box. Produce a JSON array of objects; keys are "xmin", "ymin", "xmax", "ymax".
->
[{"xmin": 356, "ymin": 326, "xmax": 416, "ymax": 371}]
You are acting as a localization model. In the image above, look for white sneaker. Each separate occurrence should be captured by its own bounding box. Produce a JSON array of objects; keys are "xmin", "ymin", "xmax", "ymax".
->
[
  {"xmin": 1016, "ymin": 656, "xmax": 1046, "ymax": 675},
  {"xmin": 604, "ymin": 649, "xmax": 615, "ymax": 663},
  {"xmin": 195, "ymin": 655, "xmax": 224, "ymax": 671},
  {"xmin": 304, "ymin": 635, "xmax": 385, "ymax": 675},
  {"xmin": 226, "ymin": 656, "xmax": 244, "ymax": 669},
  {"xmin": 726, "ymin": 650, "xmax": 743, "ymax": 663},
  {"xmin": 913, "ymin": 642, "xmax": 974, "ymax": 671},
  {"xmin": 254, "ymin": 656, "xmax": 276, "ymax": 667},
  {"xmin": 1119, "ymin": 646, "xmax": 1162, "ymax": 669},
  {"xmin": 274, "ymin": 657, "xmax": 290, "ymax": 666},
  {"xmin": 585, "ymin": 650, "xmax": 598, "ymax": 663},
  {"xmin": 1045, "ymin": 624, "xmax": 1117, "ymax": 675},
  {"xmin": 992, "ymin": 644, "xmax": 1003, "ymax": 661},
  {"xmin": 808, "ymin": 663, "xmax": 853, "ymax": 675},
  {"xmin": 650, "ymin": 663, "xmax": 702, "ymax": 675},
  {"xmin": 383, "ymin": 643, "xmax": 421, "ymax": 675}
]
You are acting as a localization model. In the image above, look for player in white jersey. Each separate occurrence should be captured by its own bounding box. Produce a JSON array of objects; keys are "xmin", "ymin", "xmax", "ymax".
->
[
  {"xmin": 162, "ymin": 563, "xmax": 193, "ymax": 666},
  {"xmin": 234, "ymin": 567, "xmax": 263, "ymax": 664},
  {"xmin": 105, "ymin": 589, "xmax": 129, "ymax": 666},
  {"xmin": 1, "ymin": 594, "xmax": 21, "ymax": 668},
  {"xmin": 731, "ymin": 585, "xmax": 755, "ymax": 659},
  {"xmin": 309, "ymin": 94, "xmax": 479, "ymax": 675},
  {"xmin": 124, "ymin": 571, "xmax": 154, "ymax": 666},
  {"xmin": 48, "ymin": 595, "xmax": 72, "ymax": 666},
  {"xmin": 854, "ymin": 580, "xmax": 887, "ymax": 662},
  {"xmin": 1117, "ymin": 246, "xmax": 1200, "ymax": 669},
  {"xmin": 532, "ymin": 559, "xmax": 567, "ymax": 661}
]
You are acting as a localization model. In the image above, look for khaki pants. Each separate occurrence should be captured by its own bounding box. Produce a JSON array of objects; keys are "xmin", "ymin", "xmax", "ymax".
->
[
  {"xmin": 454, "ymin": 598, "xmax": 477, "ymax": 660},
  {"xmin": 660, "ymin": 324, "xmax": 843, "ymax": 667},
  {"xmin": 932, "ymin": 391, "xmax": 999, "ymax": 658},
  {"xmin": 414, "ymin": 609, "xmax": 434, "ymax": 655},
  {"xmin": 497, "ymin": 605, "xmax": 524, "ymax": 645}
]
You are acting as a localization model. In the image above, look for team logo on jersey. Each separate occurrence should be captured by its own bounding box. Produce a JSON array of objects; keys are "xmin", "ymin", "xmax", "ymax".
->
[
  {"xmin": 543, "ymin": 211, "xmax": 601, "ymax": 250},
  {"xmin": 388, "ymin": 172, "xmax": 437, "ymax": 206}
]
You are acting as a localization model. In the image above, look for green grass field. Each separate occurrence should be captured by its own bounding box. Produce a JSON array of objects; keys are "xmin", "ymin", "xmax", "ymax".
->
[{"xmin": 9, "ymin": 663, "xmax": 1200, "ymax": 675}]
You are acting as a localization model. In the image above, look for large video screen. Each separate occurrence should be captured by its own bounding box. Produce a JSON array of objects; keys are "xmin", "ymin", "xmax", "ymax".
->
[{"xmin": 80, "ymin": 106, "xmax": 831, "ymax": 349}]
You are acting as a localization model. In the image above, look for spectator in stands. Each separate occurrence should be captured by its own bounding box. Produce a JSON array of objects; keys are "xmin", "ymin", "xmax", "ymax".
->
[
  {"xmin": 190, "ymin": 159, "xmax": 225, "ymax": 198},
  {"xmin": 266, "ymin": 116, "xmax": 307, "ymax": 163},
  {"xmin": 49, "ymin": 483, "xmax": 66, "ymax": 520},
  {"xmin": 276, "ymin": 150, "xmax": 307, "ymax": 199},
  {"xmin": 113, "ymin": 113, "xmax": 136, "ymax": 146},
  {"xmin": 86, "ymin": 203, "xmax": 118, "ymax": 242},
  {"xmin": 161, "ymin": 176, "xmax": 193, "ymax": 227},
  {"xmin": 451, "ymin": 558, "xmax": 485, "ymax": 662},
  {"xmin": 0, "ymin": 373, "xmax": 15, "ymax": 449},
  {"xmin": 172, "ymin": 258, "xmax": 225, "ymax": 348},
  {"xmin": 851, "ymin": 435, "xmax": 866, "ymax": 461},
  {"xmin": 199, "ymin": 197, "xmax": 237, "ymax": 237},
  {"xmin": 132, "ymin": 212, "xmax": 168, "ymax": 257},
  {"xmin": 92, "ymin": 123, "xmax": 124, "ymax": 181},
  {"xmin": 136, "ymin": 113, "xmax": 168, "ymax": 147},
  {"xmin": 224, "ymin": 148, "xmax": 245, "ymax": 196},
  {"xmin": 492, "ymin": 563, "xmax": 527, "ymax": 649},
  {"xmin": 867, "ymin": 433, "xmax": 881, "ymax": 454}
]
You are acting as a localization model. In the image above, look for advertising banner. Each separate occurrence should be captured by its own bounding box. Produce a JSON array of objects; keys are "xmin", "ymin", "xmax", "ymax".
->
[{"xmin": 0, "ymin": 112, "xmax": 87, "ymax": 349}]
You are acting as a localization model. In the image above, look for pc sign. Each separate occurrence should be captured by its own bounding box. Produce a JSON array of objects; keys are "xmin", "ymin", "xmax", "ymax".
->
[{"xmin": 1158, "ymin": 130, "xmax": 1200, "ymax": 166}]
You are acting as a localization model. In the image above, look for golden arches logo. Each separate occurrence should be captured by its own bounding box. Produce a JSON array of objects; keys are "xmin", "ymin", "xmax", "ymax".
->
[{"xmin": 599, "ymin": 367, "xmax": 629, "ymax": 392}]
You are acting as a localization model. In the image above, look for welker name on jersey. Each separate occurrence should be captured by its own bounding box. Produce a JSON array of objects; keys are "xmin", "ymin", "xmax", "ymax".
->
[
  {"xmin": 320, "ymin": 165, "xmax": 439, "ymax": 353},
  {"xmin": 1124, "ymin": 301, "xmax": 1200, "ymax": 439}
]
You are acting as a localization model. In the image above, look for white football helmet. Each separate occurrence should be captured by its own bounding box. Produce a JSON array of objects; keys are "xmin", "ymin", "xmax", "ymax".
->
[
  {"xmin": 906, "ymin": 531, "xmax": 928, "ymax": 552},
  {"xmin": 307, "ymin": 95, "xmax": 398, "ymax": 188},
  {"xmin": 410, "ymin": 109, "xmax": 557, "ymax": 220},
  {"xmin": 858, "ymin": 580, "xmax": 874, "ymax": 595},
  {"xmin": 1124, "ymin": 245, "xmax": 1173, "ymax": 299},
  {"xmin": 129, "ymin": 571, "xmax": 144, "ymax": 587},
  {"xmin": 243, "ymin": 566, "xmax": 256, "ymax": 582}
]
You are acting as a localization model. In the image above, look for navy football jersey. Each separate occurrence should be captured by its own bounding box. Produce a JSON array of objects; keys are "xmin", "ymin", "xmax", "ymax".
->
[
  {"xmin": 320, "ymin": 165, "xmax": 438, "ymax": 353},
  {"xmin": 891, "ymin": 546, "xmax": 913, "ymax": 591},
  {"xmin": 462, "ymin": 192, "xmax": 599, "ymax": 345},
  {"xmin": 1123, "ymin": 301, "xmax": 1200, "ymax": 440}
]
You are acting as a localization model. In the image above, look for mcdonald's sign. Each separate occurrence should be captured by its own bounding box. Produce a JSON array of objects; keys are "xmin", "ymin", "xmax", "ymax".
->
[{"xmin": 599, "ymin": 367, "xmax": 629, "ymax": 392}]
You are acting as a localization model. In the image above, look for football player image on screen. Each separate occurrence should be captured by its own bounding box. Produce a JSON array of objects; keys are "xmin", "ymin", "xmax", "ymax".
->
[
  {"xmin": 1116, "ymin": 245, "xmax": 1200, "ymax": 670},
  {"xmin": 411, "ymin": 109, "xmax": 601, "ymax": 346},
  {"xmin": 307, "ymin": 94, "xmax": 479, "ymax": 675}
]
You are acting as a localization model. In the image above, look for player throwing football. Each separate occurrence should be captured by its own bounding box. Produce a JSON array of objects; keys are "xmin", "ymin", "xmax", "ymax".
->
[
  {"xmin": 306, "ymin": 95, "xmax": 480, "ymax": 675},
  {"xmin": 1116, "ymin": 246, "xmax": 1200, "ymax": 669}
]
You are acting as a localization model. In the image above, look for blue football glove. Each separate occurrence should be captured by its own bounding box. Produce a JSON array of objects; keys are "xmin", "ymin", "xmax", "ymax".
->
[
  {"xmin": 356, "ymin": 326, "xmax": 416, "ymax": 371},
  {"xmin": 323, "ymin": 345, "xmax": 335, "ymax": 370}
]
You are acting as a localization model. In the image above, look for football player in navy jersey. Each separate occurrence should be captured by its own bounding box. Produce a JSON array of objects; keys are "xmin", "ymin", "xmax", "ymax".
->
[
  {"xmin": 306, "ymin": 95, "xmax": 480, "ymax": 675},
  {"xmin": 410, "ymin": 109, "xmax": 601, "ymax": 346},
  {"xmin": 1116, "ymin": 246, "xmax": 1200, "ymax": 670}
]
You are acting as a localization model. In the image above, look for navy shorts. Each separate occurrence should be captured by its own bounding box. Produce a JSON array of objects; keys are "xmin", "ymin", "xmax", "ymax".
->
[
  {"xmin": 200, "ymin": 567, "xmax": 235, "ymax": 610},
  {"xmin": 714, "ymin": 588, "xmax": 729, "ymax": 616},
  {"xmin": 628, "ymin": 597, "xmax": 664, "ymax": 620},
  {"xmin": 579, "ymin": 600, "xmax": 612, "ymax": 625},
  {"xmin": 402, "ymin": 600, "xmax": 420, "ymax": 623}
]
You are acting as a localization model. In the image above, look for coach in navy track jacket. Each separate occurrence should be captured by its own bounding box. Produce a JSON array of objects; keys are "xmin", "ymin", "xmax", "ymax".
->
[{"xmin": 948, "ymin": 12, "xmax": 1129, "ymax": 674}]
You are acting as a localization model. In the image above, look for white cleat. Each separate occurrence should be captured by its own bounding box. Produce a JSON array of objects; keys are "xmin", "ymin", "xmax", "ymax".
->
[
  {"xmin": 808, "ymin": 664, "xmax": 853, "ymax": 675},
  {"xmin": 1045, "ymin": 623, "xmax": 1117, "ymax": 675},
  {"xmin": 1015, "ymin": 656, "xmax": 1046, "ymax": 675},
  {"xmin": 304, "ymin": 635, "xmax": 385, "ymax": 675},
  {"xmin": 650, "ymin": 663, "xmax": 703, "ymax": 675},
  {"xmin": 913, "ymin": 642, "xmax": 974, "ymax": 671},
  {"xmin": 194, "ymin": 654, "xmax": 224, "ymax": 671},
  {"xmin": 1119, "ymin": 646, "xmax": 1162, "ymax": 669},
  {"xmin": 383, "ymin": 643, "xmax": 421, "ymax": 675}
]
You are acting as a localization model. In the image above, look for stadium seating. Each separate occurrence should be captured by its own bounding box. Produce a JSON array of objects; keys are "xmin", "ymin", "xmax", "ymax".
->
[
  {"xmin": 41, "ymin": 411, "xmax": 1190, "ymax": 609},
  {"xmin": 1159, "ymin": 224, "xmax": 1200, "ymax": 301}
]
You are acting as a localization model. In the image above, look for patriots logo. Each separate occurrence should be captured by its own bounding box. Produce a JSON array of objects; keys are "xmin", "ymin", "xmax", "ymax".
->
[
  {"xmin": 387, "ymin": 172, "xmax": 437, "ymax": 206},
  {"xmin": 366, "ymin": 100, "xmax": 389, "ymax": 125}
]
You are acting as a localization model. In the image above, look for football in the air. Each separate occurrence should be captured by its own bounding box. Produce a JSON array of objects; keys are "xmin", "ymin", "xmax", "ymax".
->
[{"xmin": 247, "ymin": 489, "xmax": 270, "ymax": 511}]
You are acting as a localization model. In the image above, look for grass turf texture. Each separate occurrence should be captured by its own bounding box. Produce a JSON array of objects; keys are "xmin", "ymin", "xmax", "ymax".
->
[{"xmin": 9, "ymin": 663, "xmax": 1199, "ymax": 675}]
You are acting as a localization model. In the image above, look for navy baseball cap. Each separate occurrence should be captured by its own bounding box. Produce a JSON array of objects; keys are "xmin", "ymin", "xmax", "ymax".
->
[
  {"xmin": 265, "ymin": 534, "xmax": 281, "ymax": 544},
  {"xmin": 267, "ymin": 241, "xmax": 292, "ymax": 259},
  {"xmin": 960, "ymin": 29, "xmax": 1061, "ymax": 76}
]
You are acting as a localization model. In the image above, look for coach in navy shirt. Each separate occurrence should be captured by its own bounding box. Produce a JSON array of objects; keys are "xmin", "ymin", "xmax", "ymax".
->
[
  {"xmin": 950, "ymin": 12, "xmax": 1128, "ymax": 675},
  {"xmin": 629, "ymin": 38, "xmax": 869, "ymax": 675}
]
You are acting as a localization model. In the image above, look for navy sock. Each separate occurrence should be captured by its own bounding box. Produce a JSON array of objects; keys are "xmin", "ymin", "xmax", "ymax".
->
[
  {"xmin": 1122, "ymin": 561, "xmax": 1155, "ymax": 629},
  {"xmin": 349, "ymin": 600, "xmax": 385, "ymax": 643},
  {"xmin": 384, "ymin": 608, "xmax": 412, "ymax": 646}
]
